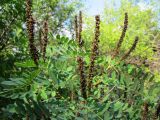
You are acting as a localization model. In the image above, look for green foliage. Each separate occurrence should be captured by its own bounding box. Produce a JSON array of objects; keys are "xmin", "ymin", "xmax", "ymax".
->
[
  {"xmin": 0, "ymin": 35, "xmax": 159, "ymax": 119},
  {"xmin": 0, "ymin": 0, "xmax": 160, "ymax": 119}
]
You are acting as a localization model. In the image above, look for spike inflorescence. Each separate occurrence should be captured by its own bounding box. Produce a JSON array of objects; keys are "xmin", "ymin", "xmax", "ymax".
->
[
  {"xmin": 42, "ymin": 20, "xmax": 48, "ymax": 61},
  {"xmin": 26, "ymin": 0, "xmax": 39, "ymax": 65},
  {"xmin": 113, "ymin": 12, "xmax": 128, "ymax": 58},
  {"xmin": 121, "ymin": 36, "xmax": 139, "ymax": 60},
  {"xmin": 88, "ymin": 15, "xmax": 100, "ymax": 92},
  {"xmin": 76, "ymin": 11, "xmax": 87, "ymax": 99}
]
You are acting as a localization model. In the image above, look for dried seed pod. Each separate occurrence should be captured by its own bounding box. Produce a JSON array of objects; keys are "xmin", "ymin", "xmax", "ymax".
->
[
  {"xmin": 121, "ymin": 36, "xmax": 139, "ymax": 61},
  {"xmin": 142, "ymin": 102, "xmax": 149, "ymax": 120},
  {"xmin": 156, "ymin": 103, "xmax": 160, "ymax": 118},
  {"xmin": 39, "ymin": 28, "xmax": 43, "ymax": 53},
  {"xmin": 75, "ymin": 15, "xmax": 79, "ymax": 42},
  {"xmin": 77, "ymin": 56, "xmax": 87, "ymax": 99},
  {"xmin": 88, "ymin": 15, "xmax": 100, "ymax": 92},
  {"xmin": 42, "ymin": 20, "xmax": 48, "ymax": 61},
  {"xmin": 78, "ymin": 11, "xmax": 84, "ymax": 47},
  {"xmin": 153, "ymin": 102, "xmax": 160, "ymax": 119},
  {"xmin": 113, "ymin": 12, "xmax": 128, "ymax": 58},
  {"xmin": 26, "ymin": 112, "xmax": 29, "ymax": 120},
  {"xmin": 75, "ymin": 12, "xmax": 87, "ymax": 98},
  {"xmin": 26, "ymin": 0, "xmax": 39, "ymax": 65}
]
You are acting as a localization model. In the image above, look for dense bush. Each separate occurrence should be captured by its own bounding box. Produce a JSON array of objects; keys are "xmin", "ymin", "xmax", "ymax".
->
[{"xmin": 0, "ymin": 0, "xmax": 160, "ymax": 120}]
